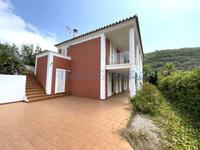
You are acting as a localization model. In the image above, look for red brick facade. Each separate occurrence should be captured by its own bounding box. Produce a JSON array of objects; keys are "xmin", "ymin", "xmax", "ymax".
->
[
  {"xmin": 36, "ymin": 56, "xmax": 48, "ymax": 90},
  {"xmin": 67, "ymin": 37, "xmax": 101, "ymax": 99}
]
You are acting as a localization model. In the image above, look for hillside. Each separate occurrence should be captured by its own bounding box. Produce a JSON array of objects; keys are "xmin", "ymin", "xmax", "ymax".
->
[{"xmin": 144, "ymin": 47, "xmax": 200, "ymax": 70}]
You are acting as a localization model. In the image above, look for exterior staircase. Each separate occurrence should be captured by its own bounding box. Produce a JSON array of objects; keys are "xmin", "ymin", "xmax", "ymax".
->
[{"xmin": 26, "ymin": 74, "xmax": 69, "ymax": 102}]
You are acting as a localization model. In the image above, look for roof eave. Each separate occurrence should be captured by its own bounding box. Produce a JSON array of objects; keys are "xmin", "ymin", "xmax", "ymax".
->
[
  {"xmin": 55, "ymin": 15, "xmax": 137, "ymax": 47},
  {"xmin": 55, "ymin": 15, "xmax": 144, "ymax": 57}
]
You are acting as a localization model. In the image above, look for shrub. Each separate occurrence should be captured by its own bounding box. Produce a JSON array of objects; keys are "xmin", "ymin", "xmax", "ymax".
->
[
  {"xmin": 159, "ymin": 68, "xmax": 200, "ymax": 124},
  {"xmin": 130, "ymin": 82, "xmax": 163, "ymax": 115}
]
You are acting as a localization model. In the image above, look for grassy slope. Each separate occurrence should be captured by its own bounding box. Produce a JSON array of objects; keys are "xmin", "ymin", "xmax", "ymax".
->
[
  {"xmin": 153, "ymin": 99, "xmax": 200, "ymax": 149},
  {"xmin": 144, "ymin": 47, "xmax": 200, "ymax": 70},
  {"xmin": 126, "ymin": 83, "xmax": 200, "ymax": 150}
]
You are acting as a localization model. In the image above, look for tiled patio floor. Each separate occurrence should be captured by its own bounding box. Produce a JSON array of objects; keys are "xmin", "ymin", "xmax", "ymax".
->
[{"xmin": 0, "ymin": 92, "xmax": 132, "ymax": 150}]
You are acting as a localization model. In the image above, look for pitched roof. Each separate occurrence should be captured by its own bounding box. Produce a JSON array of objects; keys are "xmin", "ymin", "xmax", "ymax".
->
[{"xmin": 55, "ymin": 15, "xmax": 143, "ymax": 55}]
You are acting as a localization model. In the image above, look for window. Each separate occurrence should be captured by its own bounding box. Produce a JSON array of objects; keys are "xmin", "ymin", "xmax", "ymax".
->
[
  {"xmin": 58, "ymin": 49, "xmax": 62, "ymax": 54},
  {"xmin": 58, "ymin": 48, "xmax": 68, "ymax": 56}
]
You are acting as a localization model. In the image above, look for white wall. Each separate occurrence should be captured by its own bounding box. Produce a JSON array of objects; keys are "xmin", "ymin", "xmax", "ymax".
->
[{"xmin": 0, "ymin": 75, "xmax": 26, "ymax": 104}]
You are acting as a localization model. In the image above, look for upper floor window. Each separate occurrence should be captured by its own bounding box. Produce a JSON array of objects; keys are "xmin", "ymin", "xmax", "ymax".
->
[
  {"xmin": 58, "ymin": 48, "xmax": 68, "ymax": 56},
  {"xmin": 58, "ymin": 49, "xmax": 62, "ymax": 54}
]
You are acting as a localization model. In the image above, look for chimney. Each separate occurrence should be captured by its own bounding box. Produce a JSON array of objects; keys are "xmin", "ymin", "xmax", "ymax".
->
[{"xmin": 73, "ymin": 29, "xmax": 78, "ymax": 38}]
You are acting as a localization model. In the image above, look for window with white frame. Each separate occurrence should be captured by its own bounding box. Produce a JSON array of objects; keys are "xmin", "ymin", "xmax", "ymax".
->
[
  {"xmin": 58, "ymin": 49, "xmax": 62, "ymax": 54},
  {"xmin": 58, "ymin": 48, "xmax": 68, "ymax": 56}
]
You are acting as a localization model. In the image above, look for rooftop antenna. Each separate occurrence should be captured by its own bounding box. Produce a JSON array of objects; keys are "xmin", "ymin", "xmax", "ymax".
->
[
  {"xmin": 73, "ymin": 29, "xmax": 78, "ymax": 37},
  {"xmin": 62, "ymin": 22, "xmax": 79, "ymax": 39},
  {"xmin": 64, "ymin": 25, "xmax": 72, "ymax": 39}
]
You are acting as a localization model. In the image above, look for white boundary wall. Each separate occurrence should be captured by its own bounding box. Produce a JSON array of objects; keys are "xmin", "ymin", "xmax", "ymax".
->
[{"xmin": 0, "ymin": 75, "xmax": 26, "ymax": 104}]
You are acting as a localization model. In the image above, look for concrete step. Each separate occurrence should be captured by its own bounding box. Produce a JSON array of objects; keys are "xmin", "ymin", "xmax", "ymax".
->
[
  {"xmin": 28, "ymin": 93, "xmax": 71, "ymax": 102},
  {"xmin": 26, "ymin": 84, "xmax": 41, "ymax": 86},
  {"xmin": 26, "ymin": 74, "xmax": 71, "ymax": 102},
  {"xmin": 26, "ymin": 86, "xmax": 43, "ymax": 90},
  {"xmin": 26, "ymin": 81, "xmax": 40, "ymax": 85},
  {"xmin": 27, "ymin": 93, "xmax": 48, "ymax": 99},
  {"xmin": 26, "ymin": 90, "xmax": 46, "ymax": 95},
  {"xmin": 26, "ymin": 88, "xmax": 44, "ymax": 92}
]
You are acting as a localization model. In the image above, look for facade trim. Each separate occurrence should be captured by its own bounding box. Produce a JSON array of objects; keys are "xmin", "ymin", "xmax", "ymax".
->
[
  {"xmin": 100, "ymin": 34, "xmax": 106, "ymax": 100},
  {"xmin": 35, "ymin": 51, "xmax": 71, "ymax": 76},
  {"xmin": 45, "ymin": 53, "xmax": 53, "ymax": 95},
  {"xmin": 106, "ymin": 64, "xmax": 131, "ymax": 70}
]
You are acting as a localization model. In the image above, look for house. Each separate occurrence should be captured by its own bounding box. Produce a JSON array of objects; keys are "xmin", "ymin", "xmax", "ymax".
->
[{"xmin": 34, "ymin": 15, "xmax": 143, "ymax": 100}]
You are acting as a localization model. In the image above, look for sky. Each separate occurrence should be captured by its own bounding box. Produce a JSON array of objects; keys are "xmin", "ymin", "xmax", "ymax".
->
[{"xmin": 0, "ymin": 0, "xmax": 200, "ymax": 53}]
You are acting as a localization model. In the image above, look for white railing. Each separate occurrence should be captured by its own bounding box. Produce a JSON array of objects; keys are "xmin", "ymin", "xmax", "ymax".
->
[{"xmin": 110, "ymin": 51, "xmax": 129, "ymax": 65}]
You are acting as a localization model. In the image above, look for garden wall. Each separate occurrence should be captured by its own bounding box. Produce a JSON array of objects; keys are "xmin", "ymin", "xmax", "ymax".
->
[{"xmin": 0, "ymin": 75, "xmax": 26, "ymax": 104}]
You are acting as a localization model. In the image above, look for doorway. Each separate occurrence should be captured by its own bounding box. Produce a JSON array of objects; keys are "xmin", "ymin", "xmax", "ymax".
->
[{"xmin": 55, "ymin": 69, "xmax": 66, "ymax": 94}]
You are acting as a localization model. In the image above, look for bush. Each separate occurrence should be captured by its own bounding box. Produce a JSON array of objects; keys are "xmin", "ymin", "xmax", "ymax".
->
[
  {"xmin": 130, "ymin": 82, "xmax": 163, "ymax": 115},
  {"xmin": 159, "ymin": 68, "xmax": 200, "ymax": 124},
  {"xmin": 0, "ymin": 43, "xmax": 26, "ymax": 74}
]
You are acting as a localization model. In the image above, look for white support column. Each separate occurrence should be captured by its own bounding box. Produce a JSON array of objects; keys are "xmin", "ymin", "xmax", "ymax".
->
[
  {"xmin": 119, "ymin": 75, "xmax": 121, "ymax": 92},
  {"xmin": 124, "ymin": 76, "xmax": 127, "ymax": 90},
  {"xmin": 114, "ymin": 74, "xmax": 117, "ymax": 94},
  {"xmin": 100, "ymin": 34, "xmax": 106, "ymax": 100},
  {"xmin": 123, "ymin": 76, "xmax": 125, "ymax": 90},
  {"xmin": 126, "ymin": 75, "xmax": 128, "ymax": 90},
  {"xmin": 107, "ymin": 71, "xmax": 112, "ymax": 97},
  {"xmin": 126, "ymin": 76, "xmax": 128, "ymax": 90},
  {"xmin": 127, "ymin": 76, "xmax": 129, "ymax": 90},
  {"xmin": 45, "ymin": 52, "xmax": 53, "ymax": 95},
  {"xmin": 129, "ymin": 27, "xmax": 136, "ymax": 97},
  {"xmin": 107, "ymin": 71, "xmax": 109, "ymax": 97},
  {"xmin": 119, "ymin": 75, "xmax": 122, "ymax": 92},
  {"xmin": 34, "ymin": 56, "xmax": 38, "ymax": 75},
  {"xmin": 124, "ymin": 76, "xmax": 126, "ymax": 91},
  {"xmin": 110, "ymin": 72, "xmax": 113, "ymax": 95}
]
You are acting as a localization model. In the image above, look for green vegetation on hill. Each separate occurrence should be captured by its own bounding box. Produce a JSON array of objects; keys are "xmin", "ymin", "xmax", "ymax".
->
[{"xmin": 144, "ymin": 47, "xmax": 200, "ymax": 70}]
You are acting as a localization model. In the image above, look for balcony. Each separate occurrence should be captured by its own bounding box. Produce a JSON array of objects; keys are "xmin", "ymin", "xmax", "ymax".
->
[
  {"xmin": 109, "ymin": 51, "xmax": 129, "ymax": 65},
  {"xmin": 106, "ymin": 51, "xmax": 130, "ymax": 71}
]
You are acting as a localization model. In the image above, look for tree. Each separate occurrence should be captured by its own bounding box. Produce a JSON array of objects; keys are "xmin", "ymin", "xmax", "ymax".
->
[
  {"xmin": 35, "ymin": 45, "xmax": 42, "ymax": 54},
  {"xmin": 159, "ymin": 63, "xmax": 175, "ymax": 77},
  {"xmin": 143, "ymin": 65, "xmax": 154, "ymax": 81},
  {"xmin": 21, "ymin": 44, "xmax": 42, "ymax": 66},
  {"xmin": 143, "ymin": 65, "xmax": 158, "ymax": 85},
  {"xmin": 0, "ymin": 43, "xmax": 26, "ymax": 74}
]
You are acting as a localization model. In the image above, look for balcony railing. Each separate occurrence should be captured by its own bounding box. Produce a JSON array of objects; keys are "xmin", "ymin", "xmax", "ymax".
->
[{"xmin": 110, "ymin": 51, "xmax": 129, "ymax": 65}]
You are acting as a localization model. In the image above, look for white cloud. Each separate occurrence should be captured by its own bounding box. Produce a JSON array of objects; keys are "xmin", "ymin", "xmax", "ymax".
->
[{"xmin": 0, "ymin": 0, "xmax": 58, "ymax": 51}]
